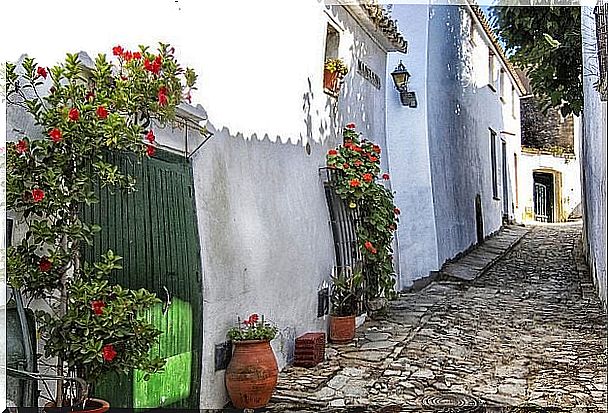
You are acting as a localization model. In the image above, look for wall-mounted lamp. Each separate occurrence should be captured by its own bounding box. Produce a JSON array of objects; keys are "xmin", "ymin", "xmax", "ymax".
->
[{"xmin": 391, "ymin": 61, "xmax": 417, "ymax": 108}]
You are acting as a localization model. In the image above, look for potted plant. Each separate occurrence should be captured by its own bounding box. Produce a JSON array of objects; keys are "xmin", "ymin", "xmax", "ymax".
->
[
  {"xmin": 329, "ymin": 267, "xmax": 363, "ymax": 344},
  {"xmin": 323, "ymin": 58, "xmax": 349, "ymax": 94},
  {"xmin": 5, "ymin": 43, "xmax": 197, "ymax": 411},
  {"xmin": 225, "ymin": 314, "xmax": 279, "ymax": 409}
]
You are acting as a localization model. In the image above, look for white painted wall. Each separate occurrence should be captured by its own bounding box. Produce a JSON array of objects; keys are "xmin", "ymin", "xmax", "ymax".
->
[
  {"xmin": 386, "ymin": 4, "xmax": 439, "ymax": 288},
  {"xmin": 581, "ymin": 6, "xmax": 607, "ymax": 310},
  {"xmin": 386, "ymin": 5, "xmax": 522, "ymax": 286}
]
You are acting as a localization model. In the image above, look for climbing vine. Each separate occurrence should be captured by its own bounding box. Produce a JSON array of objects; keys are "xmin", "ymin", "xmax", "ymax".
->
[{"xmin": 326, "ymin": 124, "xmax": 399, "ymax": 303}]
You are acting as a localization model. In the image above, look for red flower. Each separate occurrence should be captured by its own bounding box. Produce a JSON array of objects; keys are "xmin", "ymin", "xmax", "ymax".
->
[
  {"xmin": 362, "ymin": 173, "xmax": 373, "ymax": 183},
  {"xmin": 157, "ymin": 87, "xmax": 168, "ymax": 106},
  {"xmin": 37, "ymin": 66, "xmax": 47, "ymax": 79},
  {"xmin": 31, "ymin": 188, "xmax": 45, "ymax": 202},
  {"xmin": 382, "ymin": 173, "xmax": 390, "ymax": 180},
  {"xmin": 352, "ymin": 146, "xmax": 362, "ymax": 153},
  {"xmin": 133, "ymin": 52, "xmax": 142, "ymax": 60},
  {"xmin": 38, "ymin": 258, "xmax": 52, "ymax": 272},
  {"xmin": 248, "ymin": 314, "xmax": 259, "ymax": 324},
  {"xmin": 144, "ymin": 55, "xmax": 162, "ymax": 74},
  {"xmin": 123, "ymin": 51, "xmax": 133, "ymax": 61},
  {"xmin": 146, "ymin": 130, "xmax": 156, "ymax": 143},
  {"xmin": 112, "ymin": 45, "xmax": 124, "ymax": 56},
  {"xmin": 91, "ymin": 300, "xmax": 106, "ymax": 315},
  {"xmin": 394, "ymin": 207, "xmax": 401, "ymax": 215},
  {"xmin": 16, "ymin": 139, "xmax": 28, "ymax": 154},
  {"xmin": 328, "ymin": 149, "xmax": 338, "ymax": 156},
  {"xmin": 373, "ymin": 145, "xmax": 381, "ymax": 154},
  {"xmin": 343, "ymin": 163, "xmax": 350, "ymax": 169},
  {"xmin": 102, "ymin": 344, "xmax": 117, "ymax": 362},
  {"xmin": 354, "ymin": 160, "xmax": 363, "ymax": 167},
  {"xmin": 49, "ymin": 128, "xmax": 62, "ymax": 143},
  {"xmin": 345, "ymin": 123, "xmax": 356, "ymax": 129},
  {"xmin": 146, "ymin": 145, "xmax": 156, "ymax": 157},
  {"xmin": 349, "ymin": 178, "xmax": 361, "ymax": 188},
  {"xmin": 96, "ymin": 106, "xmax": 108, "ymax": 119},
  {"xmin": 364, "ymin": 241, "xmax": 374, "ymax": 251},
  {"xmin": 369, "ymin": 156, "xmax": 378, "ymax": 162},
  {"xmin": 68, "ymin": 108, "xmax": 80, "ymax": 121}
]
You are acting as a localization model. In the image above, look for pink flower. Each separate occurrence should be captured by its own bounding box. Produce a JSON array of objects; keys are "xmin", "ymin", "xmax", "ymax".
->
[
  {"xmin": 382, "ymin": 173, "xmax": 390, "ymax": 180},
  {"xmin": 345, "ymin": 123, "xmax": 356, "ymax": 129}
]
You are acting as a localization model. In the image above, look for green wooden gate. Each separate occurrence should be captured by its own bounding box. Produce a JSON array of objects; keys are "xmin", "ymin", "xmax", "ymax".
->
[{"xmin": 82, "ymin": 150, "xmax": 202, "ymax": 409}]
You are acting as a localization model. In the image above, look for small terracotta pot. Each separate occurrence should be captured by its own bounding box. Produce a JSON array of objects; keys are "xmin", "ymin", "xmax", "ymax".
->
[
  {"xmin": 329, "ymin": 315, "xmax": 356, "ymax": 343},
  {"xmin": 44, "ymin": 398, "xmax": 109, "ymax": 413},
  {"xmin": 225, "ymin": 340, "xmax": 278, "ymax": 409},
  {"xmin": 323, "ymin": 69, "xmax": 340, "ymax": 93}
]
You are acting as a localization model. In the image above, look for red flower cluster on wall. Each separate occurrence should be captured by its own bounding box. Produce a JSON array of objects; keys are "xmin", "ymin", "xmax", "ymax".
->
[
  {"xmin": 38, "ymin": 257, "xmax": 52, "ymax": 272},
  {"xmin": 16, "ymin": 140, "xmax": 28, "ymax": 154},
  {"xmin": 96, "ymin": 106, "xmax": 108, "ymax": 119},
  {"xmin": 49, "ymin": 128, "xmax": 62, "ymax": 143},
  {"xmin": 102, "ymin": 344, "xmax": 117, "ymax": 362},
  {"xmin": 68, "ymin": 108, "xmax": 80, "ymax": 121},
  {"xmin": 144, "ymin": 56, "xmax": 163, "ymax": 75},
  {"xmin": 37, "ymin": 66, "xmax": 47, "ymax": 79},
  {"xmin": 31, "ymin": 188, "xmax": 45, "ymax": 202}
]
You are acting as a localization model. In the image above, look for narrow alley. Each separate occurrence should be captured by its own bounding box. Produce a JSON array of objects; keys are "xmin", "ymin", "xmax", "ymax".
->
[{"xmin": 267, "ymin": 223, "xmax": 607, "ymax": 412}]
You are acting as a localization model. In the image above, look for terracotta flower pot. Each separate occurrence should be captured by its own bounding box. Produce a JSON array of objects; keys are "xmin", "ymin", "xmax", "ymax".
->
[
  {"xmin": 44, "ymin": 398, "xmax": 109, "ymax": 413},
  {"xmin": 323, "ymin": 69, "xmax": 340, "ymax": 93},
  {"xmin": 329, "ymin": 315, "xmax": 356, "ymax": 344},
  {"xmin": 225, "ymin": 340, "xmax": 278, "ymax": 409}
]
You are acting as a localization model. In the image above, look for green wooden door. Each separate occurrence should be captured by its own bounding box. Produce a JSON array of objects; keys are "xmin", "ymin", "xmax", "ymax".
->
[{"xmin": 82, "ymin": 150, "xmax": 202, "ymax": 409}]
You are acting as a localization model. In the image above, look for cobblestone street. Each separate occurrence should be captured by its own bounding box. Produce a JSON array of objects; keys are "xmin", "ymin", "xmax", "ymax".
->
[{"xmin": 267, "ymin": 223, "xmax": 607, "ymax": 412}]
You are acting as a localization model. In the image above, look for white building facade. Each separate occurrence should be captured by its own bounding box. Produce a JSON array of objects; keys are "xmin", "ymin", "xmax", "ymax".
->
[
  {"xmin": 581, "ymin": 3, "xmax": 607, "ymax": 309},
  {"xmin": 385, "ymin": 3, "xmax": 525, "ymax": 288}
]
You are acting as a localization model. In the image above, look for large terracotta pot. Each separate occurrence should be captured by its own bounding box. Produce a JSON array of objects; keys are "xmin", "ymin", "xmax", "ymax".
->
[
  {"xmin": 225, "ymin": 340, "xmax": 278, "ymax": 409},
  {"xmin": 44, "ymin": 398, "xmax": 109, "ymax": 413},
  {"xmin": 329, "ymin": 315, "xmax": 356, "ymax": 344}
]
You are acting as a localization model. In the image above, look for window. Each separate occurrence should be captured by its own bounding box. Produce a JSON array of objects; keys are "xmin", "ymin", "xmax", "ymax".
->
[
  {"xmin": 514, "ymin": 153, "xmax": 519, "ymax": 209},
  {"xmin": 511, "ymin": 85, "xmax": 517, "ymax": 118},
  {"xmin": 499, "ymin": 69, "xmax": 506, "ymax": 101},
  {"xmin": 490, "ymin": 129, "xmax": 499, "ymax": 199},
  {"xmin": 323, "ymin": 24, "xmax": 341, "ymax": 95},
  {"xmin": 488, "ymin": 51, "xmax": 496, "ymax": 91}
]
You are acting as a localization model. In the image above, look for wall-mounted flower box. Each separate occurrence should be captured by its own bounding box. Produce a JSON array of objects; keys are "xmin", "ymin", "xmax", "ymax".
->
[{"xmin": 324, "ymin": 58, "xmax": 348, "ymax": 96}]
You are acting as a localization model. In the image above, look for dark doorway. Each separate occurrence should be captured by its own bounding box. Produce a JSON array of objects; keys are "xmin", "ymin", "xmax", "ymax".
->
[
  {"xmin": 533, "ymin": 171, "xmax": 555, "ymax": 223},
  {"xmin": 475, "ymin": 194, "xmax": 484, "ymax": 244},
  {"xmin": 501, "ymin": 140, "xmax": 509, "ymax": 218}
]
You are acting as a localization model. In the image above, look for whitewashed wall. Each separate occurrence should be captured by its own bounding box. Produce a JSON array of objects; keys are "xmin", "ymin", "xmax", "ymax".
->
[
  {"xmin": 187, "ymin": 4, "xmax": 393, "ymax": 409},
  {"xmin": 386, "ymin": 5, "xmax": 522, "ymax": 287},
  {"xmin": 581, "ymin": 6, "xmax": 607, "ymax": 310}
]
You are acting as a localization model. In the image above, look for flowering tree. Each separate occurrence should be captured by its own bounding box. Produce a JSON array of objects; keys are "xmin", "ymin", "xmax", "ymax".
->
[
  {"xmin": 5, "ymin": 43, "xmax": 197, "ymax": 407},
  {"xmin": 326, "ymin": 124, "xmax": 399, "ymax": 305}
]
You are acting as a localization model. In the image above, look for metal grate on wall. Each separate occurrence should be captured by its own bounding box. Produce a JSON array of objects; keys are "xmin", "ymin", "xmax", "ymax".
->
[
  {"xmin": 596, "ymin": 0, "xmax": 608, "ymax": 101},
  {"xmin": 321, "ymin": 167, "xmax": 366, "ymax": 315}
]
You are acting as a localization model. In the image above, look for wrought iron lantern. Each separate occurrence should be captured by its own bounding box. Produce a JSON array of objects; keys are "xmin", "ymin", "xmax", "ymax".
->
[{"xmin": 390, "ymin": 61, "xmax": 417, "ymax": 108}]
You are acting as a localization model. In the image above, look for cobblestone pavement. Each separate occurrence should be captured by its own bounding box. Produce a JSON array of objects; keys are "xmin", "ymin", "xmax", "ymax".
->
[{"xmin": 266, "ymin": 223, "xmax": 607, "ymax": 412}]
